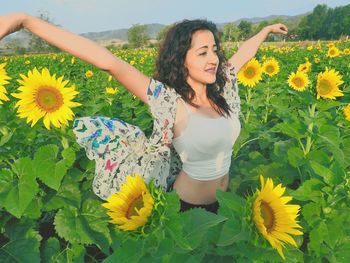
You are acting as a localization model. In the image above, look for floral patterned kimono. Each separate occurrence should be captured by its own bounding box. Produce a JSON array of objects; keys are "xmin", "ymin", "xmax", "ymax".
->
[{"xmin": 72, "ymin": 65, "xmax": 241, "ymax": 200}]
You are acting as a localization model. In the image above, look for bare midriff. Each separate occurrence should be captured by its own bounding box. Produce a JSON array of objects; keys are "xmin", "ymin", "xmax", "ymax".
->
[{"xmin": 172, "ymin": 169, "xmax": 229, "ymax": 205}]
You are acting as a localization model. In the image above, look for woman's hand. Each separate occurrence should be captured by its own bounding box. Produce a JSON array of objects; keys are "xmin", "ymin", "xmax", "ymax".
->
[
  {"xmin": 266, "ymin": 23, "xmax": 288, "ymax": 35},
  {"xmin": 0, "ymin": 12, "xmax": 27, "ymax": 40}
]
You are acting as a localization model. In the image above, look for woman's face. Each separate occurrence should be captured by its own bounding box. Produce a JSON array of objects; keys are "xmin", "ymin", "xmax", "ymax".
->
[{"xmin": 184, "ymin": 29, "xmax": 219, "ymax": 86}]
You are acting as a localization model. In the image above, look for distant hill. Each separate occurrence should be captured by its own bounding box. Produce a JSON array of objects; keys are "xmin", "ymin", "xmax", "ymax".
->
[
  {"xmin": 0, "ymin": 13, "xmax": 308, "ymax": 50},
  {"xmin": 79, "ymin": 14, "xmax": 308, "ymax": 43}
]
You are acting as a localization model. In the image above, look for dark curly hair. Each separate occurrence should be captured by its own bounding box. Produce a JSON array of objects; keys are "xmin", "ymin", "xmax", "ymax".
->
[{"xmin": 153, "ymin": 19, "xmax": 232, "ymax": 118}]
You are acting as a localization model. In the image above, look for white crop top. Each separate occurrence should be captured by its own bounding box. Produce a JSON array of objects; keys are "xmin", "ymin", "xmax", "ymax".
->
[{"xmin": 172, "ymin": 98, "xmax": 241, "ymax": 181}]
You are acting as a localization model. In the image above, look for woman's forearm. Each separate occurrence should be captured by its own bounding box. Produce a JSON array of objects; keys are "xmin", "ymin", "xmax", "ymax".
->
[
  {"xmin": 236, "ymin": 26, "xmax": 271, "ymax": 62},
  {"xmin": 21, "ymin": 13, "xmax": 117, "ymax": 71}
]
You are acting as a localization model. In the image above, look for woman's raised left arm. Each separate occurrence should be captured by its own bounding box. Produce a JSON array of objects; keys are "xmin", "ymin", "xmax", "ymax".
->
[{"xmin": 227, "ymin": 23, "xmax": 288, "ymax": 74}]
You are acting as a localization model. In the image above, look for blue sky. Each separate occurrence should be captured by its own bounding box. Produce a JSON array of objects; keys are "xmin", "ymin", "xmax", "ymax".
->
[{"xmin": 1, "ymin": 0, "xmax": 349, "ymax": 34}]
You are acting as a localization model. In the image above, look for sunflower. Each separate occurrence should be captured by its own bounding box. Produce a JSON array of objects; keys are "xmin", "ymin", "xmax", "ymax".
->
[
  {"xmin": 262, "ymin": 58, "xmax": 280, "ymax": 77},
  {"xmin": 253, "ymin": 175, "xmax": 303, "ymax": 260},
  {"xmin": 297, "ymin": 60, "xmax": 311, "ymax": 73},
  {"xmin": 105, "ymin": 87, "xmax": 119, "ymax": 95},
  {"xmin": 316, "ymin": 67, "xmax": 344, "ymax": 100},
  {"xmin": 287, "ymin": 71, "xmax": 310, "ymax": 92},
  {"xmin": 102, "ymin": 174, "xmax": 154, "ymax": 231},
  {"xmin": 0, "ymin": 63, "xmax": 11, "ymax": 104},
  {"xmin": 314, "ymin": 57, "xmax": 320, "ymax": 64},
  {"xmin": 343, "ymin": 48, "xmax": 350, "ymax": 55},
  {"xmin": 11, "ymin": 67, "xmax": 81, "ymax": 130},
  {"xmin": 237, "ymin": 58, "xmax": 263, "ymax": 88},
  {"xmin": 343, "ymin": 103, "xmax": 350, "ymax": 122},
  {"xmin": 85, "ymin": 70, "xmax": 93, "ymax": 78},
  {"xmin": 327, "ymin": 46, "xmax": 340, "ymax": 58}
]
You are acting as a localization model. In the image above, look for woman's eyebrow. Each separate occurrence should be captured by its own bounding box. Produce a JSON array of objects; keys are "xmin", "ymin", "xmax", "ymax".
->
[{"xmin": 196, "ymin": 44, "xmax": 217, "ymax": 51}]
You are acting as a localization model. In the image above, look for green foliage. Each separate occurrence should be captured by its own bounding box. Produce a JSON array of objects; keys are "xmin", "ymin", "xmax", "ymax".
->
[
  {"xmin": 298, "ymin": 4, "xmax": 350, "ymax": 40},
  {"xmin": 127, "ymin": 24, "xmax": 150, "ymax": 48},
  {"xmin": 222, "ymin": 22, "xmax": 239, "ymax": 42},
  {"xmin": 237, "ymin": 20, "xmax": 253, "ymax": 40},
  {"xmin": 0, "ymin": 219, "xmax": 42, "ymax": 263}
]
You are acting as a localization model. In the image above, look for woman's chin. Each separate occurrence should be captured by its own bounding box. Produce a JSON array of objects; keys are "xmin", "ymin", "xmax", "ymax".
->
[{"xmin": 206, "ymin": 77, "xmax": 216, "ymax": 84}]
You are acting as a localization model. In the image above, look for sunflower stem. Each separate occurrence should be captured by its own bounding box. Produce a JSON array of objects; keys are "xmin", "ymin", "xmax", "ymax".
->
[
  {"xmin": 305, "ymin": 104, "xmax": 316, "ymax": 155},
  {"xmin": 298, "ymin": 139, "xmax": 306, "ymax": 155},
  {"xmin": 263, "ymin": 85, "xmax": 271, "ymax": 123},
  {"xmin": 244, "ymin": 88, "xmax": 253, "ymax": 124}
]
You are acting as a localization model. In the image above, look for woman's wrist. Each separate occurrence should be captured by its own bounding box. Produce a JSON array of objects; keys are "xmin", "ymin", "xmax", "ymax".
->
[{"xmin": 262, "ymin": 25, "xmax": 272, "ymax": 34}]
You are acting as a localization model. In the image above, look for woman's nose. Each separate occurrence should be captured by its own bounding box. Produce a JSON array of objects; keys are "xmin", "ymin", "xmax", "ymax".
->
[{"xmin": 208, "ymin": 51, "xmax": 218, "ymax": 63}]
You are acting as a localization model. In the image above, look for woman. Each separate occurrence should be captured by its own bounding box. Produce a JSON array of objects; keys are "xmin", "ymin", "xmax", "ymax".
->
[{"xmin": 0, "ymin": 12, "xmax": 288, "ymax": 214}]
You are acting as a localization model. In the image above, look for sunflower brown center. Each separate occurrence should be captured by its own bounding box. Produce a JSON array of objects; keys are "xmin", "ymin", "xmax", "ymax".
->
[
  {"xmin": 292, "ymin": 77, "xmax": 304, "ymax": 88},
  {"xmin": 244, "ymin": 67, "xmax": 256, "ymax": 79},
  {"xmin": 266, "ymin": 65, "xmax": 275, "ymax": 74},
  {"xmin": 261, "ymin": 201, "xmax": 275, "ymax": 232},
  {"xmin": 126, "ymin": 193, "xmax": 144, "ymax": 219},
  {"xmin": 330, "ymin": 50, "xmax": 335, "ymax": 55},
  {"xmin": 35, "ymin": 86, "xmax": 63, "ymax": 112},
  {"xmin": 318, "ymin": 79, "xmax": 332, "ymax": 94}
]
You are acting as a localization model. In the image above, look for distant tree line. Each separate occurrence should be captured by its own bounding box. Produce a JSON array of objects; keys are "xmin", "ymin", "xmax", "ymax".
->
[{"xmin": 297, "ymin": 4, "xmax": 350, "ymax": 40}]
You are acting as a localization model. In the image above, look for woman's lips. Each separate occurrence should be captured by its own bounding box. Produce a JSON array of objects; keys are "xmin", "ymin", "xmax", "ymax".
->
[{"xmin": 206, "ymin": 69, "xmax": 216, "ymax": 74}]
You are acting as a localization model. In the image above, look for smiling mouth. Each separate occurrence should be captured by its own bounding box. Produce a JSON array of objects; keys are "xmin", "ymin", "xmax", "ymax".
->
[{"xmin": 206, "ymin": 69, "xmax": 216, "ymax": 74}]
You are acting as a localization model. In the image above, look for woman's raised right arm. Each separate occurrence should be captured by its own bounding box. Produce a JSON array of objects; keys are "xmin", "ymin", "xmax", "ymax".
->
[{"xmin": 0, "ymin": 12, "xmax": 150, "ymax": 104}]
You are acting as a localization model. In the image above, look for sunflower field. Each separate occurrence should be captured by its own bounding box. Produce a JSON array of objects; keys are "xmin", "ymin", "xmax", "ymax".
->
[{"xmin": 0, "ymin": 40, "xmax": 350, "ymax": 263}]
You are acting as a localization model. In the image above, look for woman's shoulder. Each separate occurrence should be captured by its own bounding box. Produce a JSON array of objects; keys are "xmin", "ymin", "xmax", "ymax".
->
[{"xmin": 147, "ymin": 78, "xmax": 181, "ymax": 103}]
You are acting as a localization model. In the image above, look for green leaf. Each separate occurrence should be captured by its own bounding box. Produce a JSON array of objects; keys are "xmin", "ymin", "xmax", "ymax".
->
[
  {"xmin": 34, "ymin": 144, "xmax": 59, "ymax": 162},
  {"xmin": 0, "ymin": 158, "xmax": 39, "ymax": 218},
  {"xmin": 315, "ymin": 125, "xmax": 344, "ymax": 166},
  {"xmin": 104, "ymin": 239, "xmax": 144, "ymax": 263},
  {"xmin": 41, "ymin": 237, "xmax": 61, "ymax": 263},
  {"xmin": 342, "ymin": 138, "xmax": 350, "ymax": 167},
  {"xmin": 0, "ymin": 127, "xmax": 13, "ymax": 146},
  {"xmin": 55, "ymin": 243, "xmax": 85, "ymax": 263},
  {"xmin": 301, "ymin": 202, "xmax": 321, "ymax": 227},
  {"xmin": 23, "ymin": 197, "xmax": 42, "ymax": 219},
  {"xmin": 316, "ymin": 100, "xmax": 341, "ymax": 111},
  {"xmin": 61, "ymin": 147, "xmax": 76, "ymax": 168},
  {"xmin": 216, "ymin": 191, "xmax": 248, "ymax": 246},
  {"xmin": 309, "ymin": 160, "xmax": 334, "ymax": 185},
  {"xmin": 54, "ymin": 198, "xmax": 111, "ymax": 253},
  {"xmin": 216, "ymin": 190, "xmax": 245, "ymax": 215},
  {"xmin": 309, "ymin": 221, "xmax": 328, "ymax": 257},
  {"xmin": 34, "ymin": 145, "xmax": 68, "ymax": 190},
  {"xmin": 307, "ymin": 150, "xmax": 330, "ymax": 166},
  {"xmin": 0, "ymin": 219, "xmax": 42, "ymax": 263},
  {"xmin": 163, "ymin": 192, "xmax": 193, "ymax": 251},
  {"xmin": 216, "ymin": 217, "xmax": 247, "ymax": 247},
  {"xmin": 43, "ymin": 176, "xmax": 82, "ymax": 210},
  {"xmin": 291, "ymin": 179, "xmax": 324, "ymax": 202},
  {"xmin": 182, "ymin": 208, "xmax": 227, "ymax": 250},
  {"xmin": 273, "ymin": 122, "xmax": 307, "ymax": 139},
  {"xmin": 287, "ymin": 147, "xmax": 305, "ymax": 168},
  {"xmin": 164, "ymin": 214, "xmax": 192, "ymax": 251}
]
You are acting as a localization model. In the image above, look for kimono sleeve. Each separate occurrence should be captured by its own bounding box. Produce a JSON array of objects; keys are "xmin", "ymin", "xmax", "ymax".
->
[
  {"xmin": 146, "ymin": 78, "xmax": 178, "ymax": 147},
  {"xmin": 222, "ymin": 63, "xmax": 241, "ymax": 117}
]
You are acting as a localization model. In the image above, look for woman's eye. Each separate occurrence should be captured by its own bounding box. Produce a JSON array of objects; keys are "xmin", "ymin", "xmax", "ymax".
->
[{"xmin": 199, "ymin": 52, "xmax": 206, "ymax": 56}]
